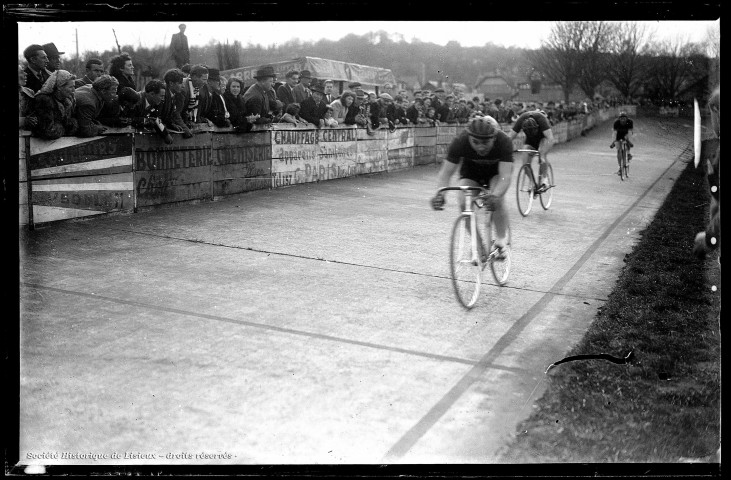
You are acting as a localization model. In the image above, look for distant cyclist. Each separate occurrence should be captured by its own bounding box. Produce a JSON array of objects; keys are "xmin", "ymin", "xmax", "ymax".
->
[
  {"xmin": 431, "ymin": 115, "xmax": 514, "ymax": 256},
  {"xmin": 507, "ymin": 108, "xmax": 555, "ymax": 190},
  {"xmin": 610, "ymin": 111, "xmax": 634, "ymax": 175}
]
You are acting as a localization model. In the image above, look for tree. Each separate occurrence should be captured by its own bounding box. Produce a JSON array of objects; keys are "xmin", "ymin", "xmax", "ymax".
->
[
  {"xmin": 606, "ymin": 22, "xmax": 653, "ymax": 100},
  {"xmin": 575, "ymin": 21, "xmax": 616, "ymax": 100},
  {"xmin": 216, "ymin": 40, "xmax": 242, "ymax": 71},
  {"xmin": 528, "ymin": 22, "xmax": 589, "ymax": 103},
  {"xmin": 644, "ymin": 36, "xmax": 708, "ymax": 102}
]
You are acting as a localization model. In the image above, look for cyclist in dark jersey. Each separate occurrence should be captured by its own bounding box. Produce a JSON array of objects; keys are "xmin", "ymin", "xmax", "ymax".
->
[
  {"xmin": 611, "ymin": 111, "xmax": 634, "ymax": 175},
  {"xmin": 508, "ymin": 108, "xmax": 555, "ymax": 189},
  {"xmin": 431, "ymin": 115, "xmax": 514, "ymax": 254}
]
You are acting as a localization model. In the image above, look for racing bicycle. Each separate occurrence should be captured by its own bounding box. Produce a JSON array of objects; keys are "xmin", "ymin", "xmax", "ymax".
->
[
  {"xmin": 515, "ymin": 148, "xmax": 554, "ymax": 217},
  {"xmin": 613, "ymin": 139, "xmax": 630, "ymax": 181},
  {"xmin": 436, "ymin": 186, "xmax": 512, "ymax": 309}
]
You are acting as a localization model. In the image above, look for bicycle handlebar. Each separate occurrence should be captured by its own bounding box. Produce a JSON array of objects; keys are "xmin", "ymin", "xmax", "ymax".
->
[{"xmin": 437, "ymin": 186, "xmax": 490, "ymax": 196}]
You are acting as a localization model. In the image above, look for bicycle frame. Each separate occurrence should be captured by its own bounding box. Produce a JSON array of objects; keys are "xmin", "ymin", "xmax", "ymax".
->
[
  {"xmin": 438, "ymin": 185, "xmax": 489, "ymax": 266},
  {"xmin": 516, "ymin": 148, "xmax": 542, "ymax": 185}
]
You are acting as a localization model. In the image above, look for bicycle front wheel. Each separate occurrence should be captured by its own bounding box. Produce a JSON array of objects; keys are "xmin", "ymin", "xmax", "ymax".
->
[
  {"xmin": 539, "ymin": 162, "xmax": 554, "ymax": 210},
  {"xmin": 623, "ymin": 150, "xmax": 630, "ymax": 178},
  {"xmin": 516, "ymin": 164, "xmax": 534, "ymax": 217},
  {"xmin": 489, "ymin": 221, "xmax": 511, "ymax": 286},
  {"xmin": 449, "ymin": 215, "xmax": 481, "ymax": 309}
]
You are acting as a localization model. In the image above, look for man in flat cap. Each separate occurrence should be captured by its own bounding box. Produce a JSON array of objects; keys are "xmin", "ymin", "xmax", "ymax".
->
[
  {"xmin": 170, "ymin": 24, "xmax": 190, "ymax": 69},
  {"xmin": 42, "ymin": 43, "xmax": 64, "ymax": 73},
  {"xmin": 23, "ymin": 44, "xmax": 51, "ymax": 93},
  {"xmin": 293, "ymin": 69, "xmax": 313, "ymax": 103}
]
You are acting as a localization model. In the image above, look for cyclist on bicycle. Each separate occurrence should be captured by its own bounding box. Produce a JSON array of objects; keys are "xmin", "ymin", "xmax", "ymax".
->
[
  {"xmin": 507, "ymin": 108, "xmax": 555, "ymax": 190},
  {"xmin": 610, "ymin": 111, "xmax": 634, "ymax": 175},
  {"xmin": 431, "ymin": 115, "xmax": 514, "ymax": 256}
]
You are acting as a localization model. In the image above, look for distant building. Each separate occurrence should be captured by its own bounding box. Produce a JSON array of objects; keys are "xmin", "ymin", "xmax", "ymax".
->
[{"xmin": 474, "ymin": 75, "xmax": 515, "ymax": 100}]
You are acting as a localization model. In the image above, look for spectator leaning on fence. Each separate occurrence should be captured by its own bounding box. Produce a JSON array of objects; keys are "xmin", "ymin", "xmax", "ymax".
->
[
  {"xmin": 75, "ymin": 58, "xmax": 105, "ymax": 88},
  {"xmin": 198, "ymin": 68, "xmax": 231, "ymax": 128},
  {"xmin": 243, "ymin": 65, "xmax": 277, "ymax": 124},
  {"xmin": 330, "ymin": 90, "xmax": 355, "ymax": 125},
  {"xmin": 19, "ymin": 64, "xmax": 37, "ymax": 130},
  {"xmin": 31, "ymin": 69, "xmax": 78, "ymax": 140},
  {"xmin": 23, "ymin": 44, "xmax": 51, "ymax": 93},
  {"xmin": 127, "ymin": 79, "xmax": 173, "ymax": 144},
  {"xmin": 159, "ymin": 68, "xmax": 193, "ymax": 138},
  {"xmin": 277, "ymin": 70, "xmax": 299, "ymax": 111},
  {"xmin": 298, "ymin": 79, "xmax": 328, "ymax": 127},
  {"xmin": 74, "ymin": 74, "xmax": 119, "ymax": 137},
  {"xmin": 222, "ymin": 76, "xmax": 254, "ymax": 133},
  {"xmin": 99, "ymin": 86, "xmax": 139, "ymax": 127},
  {"xmin": 178, "ymin": 64, "xmax": 209, "ymax": 125}
]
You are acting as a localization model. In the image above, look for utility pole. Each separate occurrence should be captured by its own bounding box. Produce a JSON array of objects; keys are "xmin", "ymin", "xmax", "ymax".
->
[{"xmin": 75, "ymin": 28, "xmax": 79, "ymax": 74}]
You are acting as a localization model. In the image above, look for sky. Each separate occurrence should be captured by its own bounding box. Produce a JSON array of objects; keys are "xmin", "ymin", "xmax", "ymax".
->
[{"xmin": 18, "ymin": 20, "xmax": 719, "ymax": 59}]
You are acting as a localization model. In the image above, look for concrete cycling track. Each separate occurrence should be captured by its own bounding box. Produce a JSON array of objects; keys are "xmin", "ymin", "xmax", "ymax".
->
[{"xmin": 18, "ymin": 116, "xmax": 694, "ymax": 465}]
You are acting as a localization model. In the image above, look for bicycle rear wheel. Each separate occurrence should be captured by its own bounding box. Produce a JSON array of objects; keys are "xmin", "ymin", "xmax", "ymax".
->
[
  {"xmin": 539, "ymin": 162, "xmax": 554, "ymax": 210},
  {"xmin": 516, "ymin": 164, "xmax": 534, "ymax": 217},
  {"xmin": 488, "ymin": 218, "xmax": 511, "ymax": 286},
  {"xmin": 449, "ymin": 215, "xmax": 481, "ymax": 309},
  {"xmin": 619, "ymin": 145, "xmax": 626, "ymax": 181}
]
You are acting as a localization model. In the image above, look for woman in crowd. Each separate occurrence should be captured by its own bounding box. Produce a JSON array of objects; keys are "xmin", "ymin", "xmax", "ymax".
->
[
  {"xmin": 19, "ymin": 64, "xmax": 37, "ymax": 130},
  {"xmin": 331, "ymin": 90, "xmax": 356, "ymax": 125},
  {"xmin": 279, "ymin": 103, "xmax": 311, "ymax": 126},
  {"xmin": 222, "ymin": 77, "xmax": 254, "ymax": 133},
  {"xmin": 31, "ymin": 69, "xmax": 78, "ymax": 139},
  {"xmin": 109, "ymin": 52, "xmax": 136, "ymax": 90}
]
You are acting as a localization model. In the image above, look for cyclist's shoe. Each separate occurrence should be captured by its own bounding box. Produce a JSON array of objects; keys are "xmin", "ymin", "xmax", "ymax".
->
[
  {"xmin": 628, "ymin": 153, "xmax": 633, "ymax": 161},
  {"xmin": 617, "ymin": 168, "xmax": 622, "ymax": 176},
  {"xmin": 610, "ymin": 142, "xmax": 616, "ymax": 149},
  {"xmin": 627, "ymin": 141, "xmax": 634, "ymax": 148}
]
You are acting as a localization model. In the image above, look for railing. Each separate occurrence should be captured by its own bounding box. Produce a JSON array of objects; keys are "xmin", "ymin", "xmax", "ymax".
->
[{"xmin": 19, "ymin": 108, "xmax": 619, "ymax": 228}]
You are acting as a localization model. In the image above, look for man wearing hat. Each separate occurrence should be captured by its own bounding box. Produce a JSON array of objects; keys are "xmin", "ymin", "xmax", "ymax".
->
[
  {"xmin": 42, "ymin": 43, "xmax": 64, "ymax": 73},
  {"xmin": 432, "ymin": 87, "xmax": 446, "ymax": 111},
  {"xmin": 345, "ymin": 85, "xmax": 369, "ymax": 127},
  {"xmin": 198, "ymin": 68, "xmax": 231, "ymax": 127},
  {"xmin": 23, "ymin": 44, "xmax": 51, "ymax": 93},
  {"xmin": 293, "ymin": 69, "xmax": 313, "ymax": 104},
  {"xmin": 369, "ymin": 93, "xmax": 396, "ymax": 130},
  {"xmin": 243, "ymin": 65, "xmax": 277, "ymax": 124},
  {"xmin": 298, "ymin": 79, "xmax": 328, "ymax": 127},
  {"xmin": 170, "ymin": 24, "xmax": 190, "ymax": 69},
  {"xmin": 74, "ymin": 75, "xmax": 119, "ymax": 137}
]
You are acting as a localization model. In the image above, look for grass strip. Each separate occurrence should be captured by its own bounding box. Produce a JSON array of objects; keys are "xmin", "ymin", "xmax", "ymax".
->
[{"xmin": 501, "ymin": 159, "xmax": 721, "ymax": 463}]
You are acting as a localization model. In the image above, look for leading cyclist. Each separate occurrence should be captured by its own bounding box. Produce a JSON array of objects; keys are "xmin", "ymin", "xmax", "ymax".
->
[
  {"xmin": 507, "ymin": 108, "xmax": 555, "ymax": 190},
  {"xmin": 610, "ymin": 111, "xmax": 634, "ymax": 175},
  {"xmin": 431, "ymin": 115, "xmax": 514, "ymax": 256}
]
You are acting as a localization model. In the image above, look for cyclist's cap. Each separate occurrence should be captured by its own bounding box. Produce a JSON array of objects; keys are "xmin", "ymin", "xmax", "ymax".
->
[{"xmin": 467, "ymin": 115, "xmax": 499, "ymax": 138}]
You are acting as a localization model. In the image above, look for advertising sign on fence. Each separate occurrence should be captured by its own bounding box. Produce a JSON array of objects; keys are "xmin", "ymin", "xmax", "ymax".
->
[{"xmin": 27, "ymin": 134, "xmax": 135, "ymax": 224}]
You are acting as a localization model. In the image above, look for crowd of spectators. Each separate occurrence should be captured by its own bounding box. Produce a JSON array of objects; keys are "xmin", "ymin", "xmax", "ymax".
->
[{"xmin": 19, "ymin": 43, "xmax": 619, "ymax": 144}]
